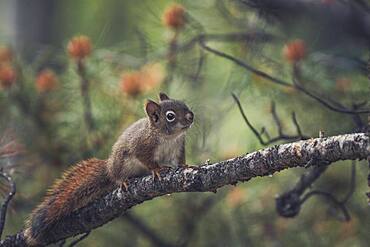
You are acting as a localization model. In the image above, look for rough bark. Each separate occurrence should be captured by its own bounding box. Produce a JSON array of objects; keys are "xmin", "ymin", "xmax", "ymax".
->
[{"xmin": 1, "ymin": 133, "xmax": 368, "ymax": 247}]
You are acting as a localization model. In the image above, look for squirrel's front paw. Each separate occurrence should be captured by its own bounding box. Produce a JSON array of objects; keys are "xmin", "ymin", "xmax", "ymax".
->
[{"xmin": 120, "ymin": 180, "xmax": 129, "ymax": 191}]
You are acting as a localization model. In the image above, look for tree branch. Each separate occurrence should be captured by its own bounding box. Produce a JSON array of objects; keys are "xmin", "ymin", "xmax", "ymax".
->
[
  {"xmin": 232, "ymin": 93, "xmax": 309, "ymax": 146},
  {"xmin": 0, "ymin": 173, "xmax": 16, "ymax": 240},
  {"xmin": 76, "ymin": 60, "xmax": 94, "ymax": 132},
  {"xmin": 276, "ymin": 165, "xmax": 328, "ymax": 218},
  {"xmin": 0, "ymin": 133, "xmax": 368, "ymax": 247},
  {"xmin": 200, "ymin": 41, "xmax": 370, "ymax": 115},
  {"xmin": 123, "ymin": 213, "xmax": 174, "ymax": 247}
]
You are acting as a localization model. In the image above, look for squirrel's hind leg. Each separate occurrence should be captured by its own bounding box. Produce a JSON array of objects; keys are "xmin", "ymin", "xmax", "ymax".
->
[{"xmin": 151, "ymin": 168, "xmax": 162, "ymax": 181}]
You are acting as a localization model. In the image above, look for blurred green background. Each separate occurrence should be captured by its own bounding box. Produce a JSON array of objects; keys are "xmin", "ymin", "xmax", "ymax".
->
[{"xmin": 0, "ymin": 0, "xmax": 369, "ymax": 246}]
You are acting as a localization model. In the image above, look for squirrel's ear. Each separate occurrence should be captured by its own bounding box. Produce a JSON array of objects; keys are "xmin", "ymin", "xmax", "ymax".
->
[
  {"xmin": 159, "ymin": 92, "xmax": 170, "ymax": 101},
  {"xmin": 145, "ymin": 100, "xmax": 160, "ymax": 123}
]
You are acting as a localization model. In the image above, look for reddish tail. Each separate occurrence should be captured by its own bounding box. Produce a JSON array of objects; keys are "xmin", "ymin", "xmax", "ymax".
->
[{"xmin": 24, "ymin": 158, "xmax": 113, "ymax": 245}]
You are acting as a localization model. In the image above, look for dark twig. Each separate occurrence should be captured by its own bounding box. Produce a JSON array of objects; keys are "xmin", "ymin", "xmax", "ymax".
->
[
  {"xmin": 123, "ymin": 213, "xmax": 173, "ymax": 247},
  {"xmin": 277, "ymin": 160, "xmax": 357, "ymax": 220},
  {"xmin": 291, "ymin": 112, "xmax": 304, "ymax": 138},
  {"xmin": 175, "ymin": 31, "xmax": 276, "ymax": 56},
  {"xmin": 231, "ymin": 93, "xmax": 267, "ymax": 145},
  {"xmin": 200, "ymin": 41, "xmax": 290, "ymax": 87},
  {"xmin": 58, "ymin": 239, "xmax": 65, "ymax": 247},
  {"xmin": 292, "ymin": 64, "xmax": 369, "ymax": 114},
  {"xmin": 124, "ymin": 196, "xmax": 220, "ymax": 247},
  {"xmin": 350, "ymin": 102, "xmax": 367, "ymax": 131},
  {"xmin": 276, "ymin": 165, "xmax": 328, "ymax": 218},
  {"xmin": 99, "ymin": 31, "xmax": 276, "ymax": 68},
  {"xmin": 341, "ymin": 162, "xmax": 356, "ymax": 204},
  {"xmin": 301, "ymin": 191, "xmax": 351, "ymax": 221},
  {"xmin": 260, "ymin": 127, "xmax": 271, "ymax": 140},
  {"xmin": 163, "ymin": 31, "xmax": 179, "ymax": 89},
  {"xmin": 270, "ymin": 102, "xmax": 283, "ymax": 136},
  {"xmin": 232, "ymin": 93, "xmax": 308, "ymax": 146},
  {"xmin": 191, "ymin": 48, "xmax": 206, "ymax": 84},
  {"xmin": 177, "ymin": 196, "xmax": 220, "ymax": 247},
  {"xmin": 0, "ymin": 173, "xmax": 16, "ymax": 239},
  {"xmin": 200, "ymin": 41, "xmax": 370, "ymax": 115},
  {"xmin": 76, "ymin": 60, "xmax": 94, "ymax": 132},
  {"xmin": 67, "ymin": 231, "xmax": 90, "ymax": 247},
  {"xmin": 292, "ymin": 77, "xmax": 370, "ymax": 115}
]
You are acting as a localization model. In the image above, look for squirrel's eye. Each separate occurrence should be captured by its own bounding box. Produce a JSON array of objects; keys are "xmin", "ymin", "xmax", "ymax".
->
[{"xmin": 166, "ymin": 110, "xmax": 176, "ymax": 122}]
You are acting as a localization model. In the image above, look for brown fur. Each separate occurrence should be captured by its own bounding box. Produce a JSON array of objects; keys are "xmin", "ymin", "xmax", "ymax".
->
[
  {"xmin": 24, "ymin": 93, "xmax": 193, "ymax": 246},
  {"xmin": 24, "ymin": 159, "xmax": 113, "ymax": 245},
  {"xmin": 107, "ymin": 95, "xmax": 192, "ymax": 185}
]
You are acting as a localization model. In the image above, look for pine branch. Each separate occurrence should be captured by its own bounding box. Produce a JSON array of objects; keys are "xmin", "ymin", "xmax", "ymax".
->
[{"xmin": 0, "ymin": 133, "xmax": 368, "ymax": 247}]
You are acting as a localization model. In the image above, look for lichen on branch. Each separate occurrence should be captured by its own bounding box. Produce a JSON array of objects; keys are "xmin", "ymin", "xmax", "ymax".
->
[{"xmin": 0, "ymin": 133, "xmax": 368, "ymax": 247}]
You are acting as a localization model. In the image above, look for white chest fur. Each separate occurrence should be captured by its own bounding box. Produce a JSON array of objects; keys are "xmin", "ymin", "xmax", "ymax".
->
[{"xmin": 154, "ymin": 135, "xmax": 183, "ymax": 167}]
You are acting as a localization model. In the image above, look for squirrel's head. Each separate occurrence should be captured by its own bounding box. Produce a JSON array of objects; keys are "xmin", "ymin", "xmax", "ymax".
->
[{"xmin": 145, "ymin": 92, "xmax": 194, "ymax": 136}]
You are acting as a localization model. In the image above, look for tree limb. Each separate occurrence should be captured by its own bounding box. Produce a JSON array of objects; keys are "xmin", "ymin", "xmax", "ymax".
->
[
  {"xmin": 123, "ymin": 213, "xmax": 174, "ymax": 247},
  {"xmin": 0, "ymin": 173, "xmax": 16, "ymax": 239},
  {"xmin": 0, "ymin": 133, "xmax": 368, "ymax": 247},
  {"xmin": 232, "ymin": 93, "xmax": 309, "ymax": 145},
  {"xmin": 276, "ymin": 165, "xmax": 328, "ymax": 218},
  {"xmin": 199, "ymin": 41, "xmax": 370, "ymax": 115}
]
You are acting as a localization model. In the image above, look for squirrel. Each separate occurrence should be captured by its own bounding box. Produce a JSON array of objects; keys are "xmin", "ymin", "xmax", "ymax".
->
[{"xmin": 24, "ymin": 92, "xmax": 194, "ymax": 246}]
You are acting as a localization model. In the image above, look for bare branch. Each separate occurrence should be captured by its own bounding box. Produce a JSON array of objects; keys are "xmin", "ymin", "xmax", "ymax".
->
[
  {"xmin": 76, "ymin": 60, "xmax": 95, "ymax": 132},
  {"xmin": 190, "ymin": 48, "xmax": 206, "ymax": 84},
  {"xmin": 277, "ymin": 161, "xmax": 357, "ymax": 220},
  {"xmin": 67, "ymin": 232, "xmax": 90, "ymax": 247},
  {"xmin": 232, "ymin": 93, "xmax": 309, "ymax": 146},
  {"xmin": 291, "ymin": 112, "xmax": 304, "ymax": 138},
  {"xmin": 301, "ymin": 191, "xmax": 351, "ymax": 221},
  {"xmin": 270, "ymin": 102, "xmax": 283, "ymax": 136},
  {"xmin": 123, "ymin": 213, "xmax": 174, "ymax": 247},
  {"xmin": 0, "ymin": 173, "xmax": 16, "ymax": 239},
  {"xmin": 292, "ymin": 64, "xmax": 370, "ymax": 114},
  {"xmin": 200, "ymin": 41, "xmax": 370, "ymax": 115},
  {"xmin": 199, "ymin": 41, "xmax": 290, "ymax": 87},
  {"xmin": 276, "ymin": 165, "xmax": 328, "ymax": 218},
  {"xmin": 177, "ymin": 196, "xmax": 220, "ymax": 247},
  {"xmin": 0, "ymin": 133, "xmax": 368, "ymax": 246},
  {"xmin": 341, "ymin": 162, "xmax": 356, "ymax": 204},
  {"xmin": 292, "ymin": 77, "xmax": 369, "ymax": 115},
  {"xmin": 231, "ymin": 93, "xmax": 267, "ymax": 145},
  {"xmin": 162, "ymin": 31, "xmax": 179, "ymax": 89}
]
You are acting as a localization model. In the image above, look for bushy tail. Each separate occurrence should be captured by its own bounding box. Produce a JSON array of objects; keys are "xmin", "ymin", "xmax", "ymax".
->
[{"xmin": 24, "ymin": 158, "xmax": 114, "ymax": 246}]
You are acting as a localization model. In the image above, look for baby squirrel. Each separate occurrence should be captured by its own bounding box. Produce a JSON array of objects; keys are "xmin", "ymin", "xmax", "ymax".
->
[{"xmin": 24, "ymin": 92, "xmax": 194, "ymax": 246}]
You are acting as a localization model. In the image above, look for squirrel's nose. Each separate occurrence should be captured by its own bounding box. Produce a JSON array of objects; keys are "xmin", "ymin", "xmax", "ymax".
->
[{"xmin": 185, "ymin": 111, "xmax": 194, "ymax": 123}]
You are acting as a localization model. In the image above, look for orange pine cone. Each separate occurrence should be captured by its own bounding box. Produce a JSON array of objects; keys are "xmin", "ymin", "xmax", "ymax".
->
[
  {"xmin": 120, "ymin": 63, "xmax": 164, "ymax": 97},
  {"xmin": 120, "ymin": 72, "xmax": 143, "ymax": 97},
  {"xmin": 0, "ymin": 64, "xmax": 16, "ymax": 89},
  {"xmin": 283, "ymin": 39, "xmax": 306, "ymax": 63},
  {"xmin": 36, "ymin": 69, "xmax": 58, "ymax": 93},
  {"xmin": 162, "ymin": 4, "xmax": 186, "ymax": 30},
  {"xmin": 67, "ymin": 35, "xmax": 92, "ymax": 60},
  {"xmin": 0, "ymin": 46, "xmax": 13, "ymax": 64}
]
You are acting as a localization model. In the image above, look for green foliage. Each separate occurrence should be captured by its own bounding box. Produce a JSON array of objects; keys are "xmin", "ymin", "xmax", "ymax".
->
[{"xmin": 0, "ymin": 0, "xmax": 369, "ymax": 246}]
